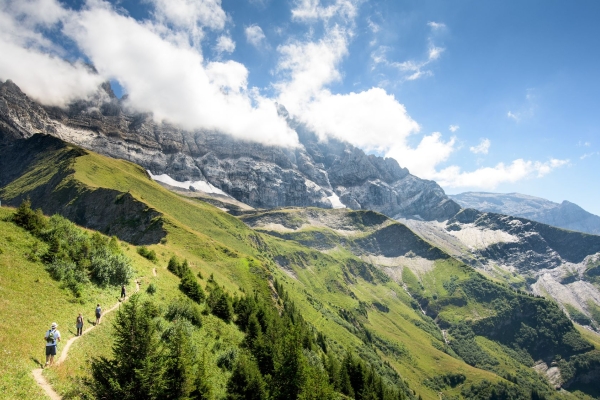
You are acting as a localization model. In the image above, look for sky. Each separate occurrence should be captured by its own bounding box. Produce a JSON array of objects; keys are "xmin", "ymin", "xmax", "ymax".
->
[{"xmin": 1, "ymin": 0, "xmax": 599, "ymax": 214}]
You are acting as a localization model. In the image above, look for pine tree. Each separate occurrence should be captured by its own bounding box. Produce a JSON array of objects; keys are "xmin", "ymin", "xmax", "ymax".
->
[
  {"xmin": 163, "ymin": 320, "xmax": 197, "ymax": 399},
  {"xmin": 90, "ymin": 294, "xmax": 166, "ymax": 399},
  {"xmin": 226, "ymin": 354, "xmax": 267, "ymax": 400}
]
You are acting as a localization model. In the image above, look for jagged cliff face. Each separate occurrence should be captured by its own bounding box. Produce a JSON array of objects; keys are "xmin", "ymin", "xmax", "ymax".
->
[
  {"xmin": 450, "ymin": 192, "xmax": 600, "ymax": 235},
  {"xmin": 0, "ymin": 80, "xmax": 460, "ymax": 220}
]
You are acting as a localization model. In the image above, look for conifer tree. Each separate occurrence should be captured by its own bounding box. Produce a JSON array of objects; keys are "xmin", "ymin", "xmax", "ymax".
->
[
  {"xmin": 226, "ymin": 354, "xmax": 267, "ymax": 400},
  {"xmin": 90, "ymin": 294, "xmax": 166, "ymax": 399}
]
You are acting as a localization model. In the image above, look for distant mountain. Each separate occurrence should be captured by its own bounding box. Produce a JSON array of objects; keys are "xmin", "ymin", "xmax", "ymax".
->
[
  {"xmin": 449, "ymin": 192, "xmax": 600, "ymax": 235},
  {"xmin": 0, "ymin": 79, "xmax": 459, "ymax": 221}
]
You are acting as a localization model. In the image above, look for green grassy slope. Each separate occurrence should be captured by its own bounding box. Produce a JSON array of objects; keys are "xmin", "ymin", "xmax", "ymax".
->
[{"xmin": 1, "ymin": 135, "xmax": 599, "ymax": 399}]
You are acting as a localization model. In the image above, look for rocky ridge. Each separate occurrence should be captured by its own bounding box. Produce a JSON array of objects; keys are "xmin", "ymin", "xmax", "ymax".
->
[
  {"xmin": 399, "ymin": 209, "xmax": 600, "ymax": 330},
  {"xmin": 450, "ymin": 192, "xmax": 600, "ymax": 235},
  {"xmin": 0, "ymin": 79, "xmax": 459, "ymax": 221}
]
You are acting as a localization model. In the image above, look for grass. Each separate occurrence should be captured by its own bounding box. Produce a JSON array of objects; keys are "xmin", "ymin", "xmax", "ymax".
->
[{"xmin": 0, "ymin": 208, "xmax": 133, "ymax": 399}]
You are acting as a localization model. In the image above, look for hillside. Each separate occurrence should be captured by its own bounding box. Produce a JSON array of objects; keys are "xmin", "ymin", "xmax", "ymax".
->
[
  {"xmin": 2, "ymin": 134, "xmax": 600, "ymax": 399},
  {"xmin": 450, "ymin": 192, "xmax": 600, "ymax": 235}
]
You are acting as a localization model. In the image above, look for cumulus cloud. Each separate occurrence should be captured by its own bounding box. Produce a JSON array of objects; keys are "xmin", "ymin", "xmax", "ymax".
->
[
  {"xmin": 60, "ymin": 4, "xmax": 296, "ymax": 146},
  {"xmin": 434, "ymin": 159, "xmax": 569, "ymax": 189},
  {"xmin": 470, "ymin": 138, "xmax": 491, "ymax": 154},
  {"xmin": 0, "ymin": 0, "xmax": 103, "ymax": 105},
  {"xmin": 245, "ymin": 25, "xmax": 266, "ymax": 48},
  {"xmin": 215, "ymin": 35, "xmax": 235, "ymax": 54},
  {"xmin": 449, "ymin": 124, "xmax": 459, "ymax": 132}
]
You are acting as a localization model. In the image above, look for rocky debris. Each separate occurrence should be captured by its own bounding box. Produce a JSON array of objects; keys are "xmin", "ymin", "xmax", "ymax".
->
[
  {"xmin": 533, "ymin": 361, "xmax": 563, "ymax": 389},
  {"xmin": 0, "ymin": 79, "xmax": 460, "ymax": 221},
  {"xmin": 450, "ymin": 192, "xmax": 600, "ymax": 235}
]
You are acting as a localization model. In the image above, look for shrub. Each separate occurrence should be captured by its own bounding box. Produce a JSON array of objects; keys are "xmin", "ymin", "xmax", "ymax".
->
[
  {"xmin": 90, "ymin": 250, "xmax": 134, "ymax": 287},
  {"xmin": 208, "ymin": 286, "xmax": 233, "ymax": 323},
  {"xmin": 180, "ymin": 273, "xmax": 206, "ymax": 303},
  {"xmin": 12, "ymin": 199, "xmax": 47, "ymax": 235},
  {"xmin": 146, "ymin": 282, "xmax": 157, "ymax": 295},
  {"xmin": 137, "ymin": 246, "xmax": 158, "ymax": 263},
  {"xmin": 165, "ymin": 297, "xmax": 202, "ymax": 326}
]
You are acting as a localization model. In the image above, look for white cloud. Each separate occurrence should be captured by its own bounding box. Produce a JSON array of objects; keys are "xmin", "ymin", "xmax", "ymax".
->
[
  {"xmin": 507, "ymin": 110, "xmax": 520, "ymax": 121},
  {"xmin": 434, "ymin": 159, "xmax": 569, "ymax": 189},
  {"xmin": 580, "ymin": 152, "xmax": 598, "ymax": 160},
  {"xmin": 386, "ymin": 132, "xmax": 455, "ymax": 178},
  {"xmin": 215, "ymin": 35, "xmax": 235, "ymax": 54},
  {"xmin": 0, "ymin": 0, "xmax": 103, "ymax": 106},
  {"xmin": 60, "ymin": 3, "xmax": 297, "ymax": 147},
  {"xmin": 300, "ymin": 88, "xmax": 420, "ymax": 151},
  {"xmin": 427, "ymin": 21, "xmax": 446, "ymax": 30},
  {"xmin": 149, "ymin": 0, "xmax": 227, "ymax": 31},
  {"xmin": 367, "ymin": 18, "xmax": 380, "ymax": 33},
  {"xmin": 470, "ymin": 138, "xmax": 491, "ymax": 154},
  {"xmin": 245, "ymin": 25, "xmax": 266, "ymax": 48},
  {"xmin": 449, "ymin": 124, "xmax": 459, "ymax": 132},
  {"xmin": 0, "ymin": 38, "xmax": 104, "ymax": 106},
  {"xmin": 375, "ymin": 25, "xmax": 445, "ymax": 82},
  {"xmin": 5, "ymin": 0, "xmax": 67, "ymax": 27},
  {"xmin": 276, "ymin": 26, "xmax": 349, "ymax": 113},
  {"xmin": 291, "ymin": 0, "xmax": 359, "ymax": 23}
]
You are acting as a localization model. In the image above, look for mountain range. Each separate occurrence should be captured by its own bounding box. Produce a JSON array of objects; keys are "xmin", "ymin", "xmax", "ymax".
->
[{"xmin": 450, "ymin": 192, "xmax": 600, "ymax": 235}]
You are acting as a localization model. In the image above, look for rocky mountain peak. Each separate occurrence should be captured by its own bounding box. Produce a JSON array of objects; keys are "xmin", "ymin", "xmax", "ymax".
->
[{"xmin": 0, "ymin": 80, "xmax": 460, "ymax": 221}]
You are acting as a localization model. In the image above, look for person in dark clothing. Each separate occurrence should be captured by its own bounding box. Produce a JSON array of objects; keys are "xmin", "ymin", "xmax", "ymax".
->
[
  {"xmin": 76, "ymin": 313, "xmax": 84, "ymax": 336},
  {"xmin": 121, "ymin": 284, "xmax": 126, "ymax": 299},
  {"xmin": 95, "ymin": 304, "xmax": 102, "ymax": 325}
]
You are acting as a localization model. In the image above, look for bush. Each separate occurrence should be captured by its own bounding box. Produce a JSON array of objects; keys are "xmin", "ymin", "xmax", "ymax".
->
[
  {"xmin": 180, "ymin": 273, "xmax": 206, "ymax": 303},
  {"xmin": 12, "ymin": 199, "xmax": 47, "ymax": 235},
  {"xmin": 208, "ymin": 286, "xmax": 233, "ymax": 323},
  {"xmin": 165, "ymin": 297, "xmax": 202, "ymax": 326},
  {"xmin": 46, "ymin": 259, "xmax": 88, "ymax": 284},
  {"xmin": 146, "ymin": 282, "xmax": 157, "ymax": 295},
  {"xmin": 137, "ymin": 246, "xmax": 158, "ymax": 263},
  {"xmin": 90, "ymin": 250, "xmax": 134, "ymax": 287}
]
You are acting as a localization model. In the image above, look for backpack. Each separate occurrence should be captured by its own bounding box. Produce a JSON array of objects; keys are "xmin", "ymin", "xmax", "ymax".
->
[{"xmin": 46, "ymin": 329, "xmax": 56, "ymax": 343}]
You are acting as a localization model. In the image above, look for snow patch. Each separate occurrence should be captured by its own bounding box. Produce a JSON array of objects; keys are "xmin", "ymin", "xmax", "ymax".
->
[
  {"xmin": 147, "ymin": 171, "xmax": 231, "ymax": 197},
  {"xmin": 328, "ymin": 192, "xmax": 346, "ymax": 209},
  {"xmin": 446, "ymin": 224, "xmax": 519, "ymax": 250}
]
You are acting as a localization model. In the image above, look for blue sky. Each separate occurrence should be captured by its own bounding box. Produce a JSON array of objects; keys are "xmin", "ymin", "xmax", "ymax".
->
[{"xmin": 1, "ymin": 0, "xmax": 599, "ymax": 214}]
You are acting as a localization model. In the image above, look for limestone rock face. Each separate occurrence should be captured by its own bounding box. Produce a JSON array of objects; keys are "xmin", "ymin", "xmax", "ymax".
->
[{"xmin": 0, "ymin": 80, "xmax": 460, "ymax": 220}]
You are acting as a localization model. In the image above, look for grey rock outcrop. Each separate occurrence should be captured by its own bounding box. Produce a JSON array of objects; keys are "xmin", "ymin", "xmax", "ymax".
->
[
  {"xmin": 0, "ymin": 79, "xmax": 460, "ymax": 220},
  {"xmin": 450, "ymin": 192, "xmax": 600, "ymax": 235}
]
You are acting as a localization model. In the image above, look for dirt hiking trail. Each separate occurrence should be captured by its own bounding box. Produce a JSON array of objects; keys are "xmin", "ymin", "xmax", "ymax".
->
[{"xmin": 32, "ymin": 281, "xmax": 140, "ymax": 399}]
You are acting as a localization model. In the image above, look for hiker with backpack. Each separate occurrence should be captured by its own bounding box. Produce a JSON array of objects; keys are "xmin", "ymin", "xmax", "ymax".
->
[
  {"xmin": 95, "ymin": 304, "xmax": 102, "ymax": 325},
  {"xmin": 44, "ymin": 322, "xmax": 61, "ymax": 367},
  {"xmin": 76, "ymin": 313, "xmax": 84, "ymax": 336},
  {"xmin": 121, "ymin": 284, "xmax": 126, "ymax": 299}
]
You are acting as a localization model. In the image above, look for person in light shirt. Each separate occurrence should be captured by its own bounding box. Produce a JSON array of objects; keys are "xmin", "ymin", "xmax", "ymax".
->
[{"xmin": 44, "ymin": 322, "xmax": 61, "ymax": 367}]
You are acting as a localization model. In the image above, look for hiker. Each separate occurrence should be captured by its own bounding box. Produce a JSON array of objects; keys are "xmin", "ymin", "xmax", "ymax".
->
[
  {"xmin": 95, "ymin": 304, "xmax": 102, "ymax": 325},
  {"xmin": 121, "ymin": 284, "xmax": 126, "ymax": 299},
  {"xmin": 44, "ymin": 322, "xmax": 61, "ymax": 367},
  {"xmin": 76, "ymin": 313, "xmax": 84, "ymax": 336}
]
